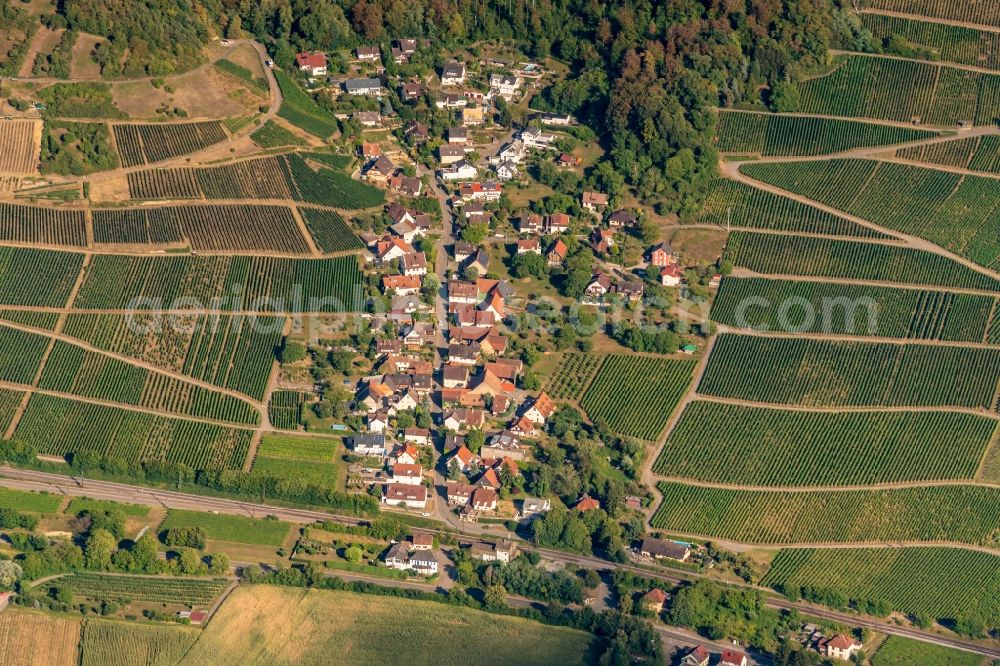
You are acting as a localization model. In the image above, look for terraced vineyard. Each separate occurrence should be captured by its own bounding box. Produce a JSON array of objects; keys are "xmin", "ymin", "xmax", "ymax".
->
[
  {"xmin": 39, "ymin": 340, "xmax": 260, "ymax": 424},
  {"xmin": 711, "ymin": 277, "xmax": 995, "ymax": 342},
  {"xmin": 699, "ymin": 334, "xmax": 1000, "ymax": 408},
  {"xmin": 861, "ymin": 14, "xmax": 1000, "ymax": 70},
  {"xmin": 92, "ymin": 205, "xmax": 309, "ymax": 253},
  {"xmin": 861, "ymin": 0, "xmax": 1000, "ymax": 28},
  {"xmin": 274, "ymin": 69, "xmax": 340, "ymax": 139},
  {"xmin": 716, "ymin": 111, "xmax": 936, "ymax": 156},
  {"xmin": 742, "ymin": 159, "xmax": 1000, "ymax": 268},
  {"xmin": 60, "ymin": 573, "xmax": 230, "ymax": 606},
  {"xmin": 159, "ymin": 508, "xmax": 292, "ymax": 546},
  {"xmin": 726, "ymin": 232, "xmax": 1000, "ymax": 292},
  {"xmin": 798, "ymin": 55, "xmax": 1000, "ymax": 125},
  {"xmin": 267, "ymin": 390, "xmax": 305, "ymax": 429},
  {"xmin": 299, "ymin": 207, "xmax": 364, "ymax": 253},
  {"xmin": 73, "ymin": 254, "xmax": 363, "ymax": 313},
  {"xmin": 545, "ymin": 352, "xmax": 603, "ymax": 400},
  {"xmin": 113, "ymin": 121, "xmax": 228, "ymax": 167},
  {"xmin": 655, "ymin": 401, "xmax": 994, "ymax": 485},
  {"xmin": 652, "ymin": 481, "xmax": 1000, "ymax": 545},
  {"xmin": 0, "ymin": 202, "xmax": 87, "ymax": 247},
  {"xmin": 696, "ymin": 180, "xmax": 885, "ymax": 237},
  {"xmin": 896, "ymin": 135, "xmax": 1000, "ymax": 173},
  {"xmin": 15, "ymin": 393, "xmax": 254, "ymax": 469},
  {"xmin": 580, "ymin": 355, "xmax": 694, "ymax": 440},
  {"xmin": 762, "ymin": 547, "xmax": 1000, "ymax": 627}
]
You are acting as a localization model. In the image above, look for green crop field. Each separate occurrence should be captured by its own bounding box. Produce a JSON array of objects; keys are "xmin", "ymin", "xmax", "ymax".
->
[
  {"xmin": 871, "ymin": 636, "xmax": 983, "ymax": 666},
  {"xmin": 545, "ymin": 352, "xmax": 604, "ymax": 400},
  {"xmin": 65, "ymin": 498, "xmax": 150, "ymax": 517},
  {"xmin": 92, "ymin": 204, "xmax": 310, "ymax": 253},
  {"xmin": 725, "ymin": 232, "xmax": 1000, "ymax": 292},
  {"xmin": 299, "ymin": 207, "xmax": 364, "ymax": 253},
  {"xmin": 0, "ymin": 323, "xmax": 51, "ymax": 385},
  {"xmin": 80, "ymin": 619, "xmax": 200, "ymax": 666},
  {"xmin": 267, "ymin": 390, "xmax": 306, "ymax": 429},
  {"xmin": 580, "ymin": 355, "xmax": 695, "ymax": 440},
  {"xmin": 699, "ymin": 334, "xmax": 1000, "ymax": 409},
  {"xmin": 711, "ymin": 277, "xmax": 995, "ymax": 342},
  {"xmin": 39, "ymin": 340, "xmax": 260, "ymax": 425},
  {"xmin": 716, "ymin": 111, "xmax": 936, "ymax": 156},
  {"xmin": 798, "ymin": 55, "xmax": 1000, "ymax": 125},
  {"xmin": 0, "ymin": 388, "xmax": 26, "ymax": 434},
  {"xmin": 0, "ymin": 487, "xmax": 63, "ymax": 513},
  {"xmin": 0, "ymin": 202, "xmax": 87, "ymax": 247},
  {"xmin": 160, "ymin": 509, "xmax": 292, "ymax": 546},
  {"xmin": 861, "ymin": 14, "xmax": 1000, "ymax": 70},
  {"xmin": 113, "ymin": 121, "xmax": 227, "ymax": 168},
  {"xmin": 861, "ymin": 0, "xmax": 1000, "ymax": 29},
  {"xmin": 60, "ymin": 573, "xmax": 230, "ymax": 606},
  {"xmin": 742, "ymin": 159, "xmax": 1000, "ymax": 269},
  {"xmin": 73, "ymin": 254, "xmax": 363, "ymax": 313},
  {"xmin": 762, "ymin": 547, "xmax": 1000, "ymax": 628},
  {"xmin": 897, "ymin": 135, "xmax": 1000, "ymax": 174},
  {"xmin": 258, "ymin": 433, "xmax": 339, "ymax": 462},
  {"xmin": 251, "ymin": 455, "xmax": 340, "ymax": 486},
  {"xmin": 0, "ymin": 309, "xmax": 61, "ymax": 330},
  {"xmin": 274, "ymin": 70, "xmax": 340, "ymax": 139},
  {"xmin": 14, "ymin": 394, "xmax": 254, "ymax": 470},
  {"xmin": 654, "ymin": 401, "xmax": 994, "ymax": 485},
  {"xmin": 0, "ymin": 247, "xmax": 84, "ymax": 307},
  {"xmin": 63, "ymin": 313, "xmax": 283, "ymax": 401},
  {"xmin": 652, "ymin": 482, "xmax": 1000, "ymax": 545},
  {"xmin": 250, "ymin": 120, "xmax": 306, "ymax": 148}
]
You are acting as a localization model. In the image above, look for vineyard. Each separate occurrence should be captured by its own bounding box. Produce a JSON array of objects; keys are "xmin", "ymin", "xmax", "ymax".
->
[
  {"xmin": 62, "ymin": 313, "xmax": 282, "ymax": 400},
  {"xmin": 0, "ymin": 323, "xmax": 52, "ymax": 385},
  {"xmin": 159, "ymin": 508, "xmax": 292, "ymax": 546},
  {"xmin": 0, "ymin": 309, "xmax": 60, "ymax": 330},
  {"xmin": 92, "ymin": 204, "xmax": 310, "ymax": 253},
  {"xmin": 126, "ymin": 168, "xmax": 203, "ymax": 200},
  {"xmin": 0, "ymin": 120, "xmax": 39, "ymax": 174},
  {"xmin": 252, "ymin": 433, "xmax": 341, "ymax": 486},
  {"xmin": 274, "ymin": 69, "xmax": 340, "ymax": 139},
  {"xmin": 267, "ymin": 390, "xmax": 306, "ymax": 429},
  {"xmin": 860, "ymin": 0, "xmax": 1000, "ymax": 28},
  {"xmin": 38, "ymin": 340, "xmax": 261, "ymax": 425},
  {"xmin": 299, "ymin": 207, "xmax": 364, "ymax": 253},
  {"xmin": 798, "ymin": 55, "xmax": 1000, "ymax": 126},
  {"xmin": 715, "ymin": 111, "xmax": 935, "ymax": 156},
  {"xmin": 60, "ymin": 573, "xmax": 230, "ymax": 606},
  {"xmin": 113, "ymin": 121, "xmax": 228, "ymax": 167},
  {"xmin": 699, "ymin": 334, "xmax": 1000, "ymax": 408},
  {"xmin": 897, "ymin": 135, "xmax": 1000, "ymax": 174},
  {"xmin": 871, "ymin": 637, "xmax": 983, "ymax": 666},
  {"xmin": 80, "ymin": 619, "xmax": 199, "ymax": 666},
  {"xmin": 0, "ymin": 388, "xmax": 27, "ymax": 435},
  {"xmin": 725, "ymin": 232, "xmax": 1000, "ymax": 292},
  {"xmin": 711, "ymin": 277, "xmax": 995, "ymax": 342},
  {"xmin": 250, "ymin": 120, "xmax": 307, "ymax": 148},
  {"xmin": 14, "ymin": 393, "xmax": 254, "ymax": 470},
  {"xmin": 0, "ymin": 247, "xmax": 84, "ymax": 307},
  {"xmin": 654, "ymin": 401, "xmax": 993, "ymax": 485},
  {"xmin": 580, "ymin": 355, "xmax": 695, "ymax": 440},
  {"xmin": 861, "ymin": 13, "xmax": 1000, "ymax": 70},
  {"xmin": 741, "ymin": 159, "xmax": 1000, "ymax": 269},
  {"xmin": 0, "ymin": 202, "xmax": 87, "ymax": 247},
  {"xmin": 762, "ymin": 547, "xmax": 1000, "ymax": 628},
  {"xmin": 73, "ymin": 254, "xmax": 363, "ymax": 314},
  {"xmin": 697, "ymin": 180, "xmax": 888, "ymax": 238},
  {"xmin": 652, "ymin": 481, "xmax": 1000, "ymax": 545},
  {"xmin": 544, "ymin": 352, "xmax": 603, "ymax": 400}
]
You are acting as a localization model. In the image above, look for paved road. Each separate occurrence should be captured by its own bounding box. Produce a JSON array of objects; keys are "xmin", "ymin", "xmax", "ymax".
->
[{"xmin": 3, "ymin": 466, "xmax": 998, "ymax": 659}]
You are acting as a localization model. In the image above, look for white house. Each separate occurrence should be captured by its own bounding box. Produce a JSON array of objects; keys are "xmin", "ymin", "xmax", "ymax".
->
[
  {"xmin": 295, "ymin": 52, "xmax": 327, "ymax": 77},
  {"xmin": 383, "ymin": 484, "xmax": 427, "ymax": 509},
  {"xmin": 489, "ymin": 73, "xmax": 521, "ymax": 99},
  {"xmin": 520, "ymin": 126, "xmax": 555, "ymax": 149},
  {"xmin": 819, "ymin": 635, "xmax": 863, "ymax": 661},
  {"xmin": 391, "ymin": 463, "xmax": 423, "ymax": 486},
  {"xmin": 352, "ymin": 434, "xmax": 386, "ymax": 457},
  {"xmin": 439, "ymin": 159, "xmax": 478, "ymax": 181},
  {"xmin": 408, "ymin": 549, "xmax": 441, "ymax": 575},
  {"xmin": 495, "ymin": 160, "xmax": 517, "ymax": 181},
  {"xmin": 441, "ymin": 61, "xmax": 466, "ymax": 86},
  {"xmin": 344, "ymin": 78, "xmax": 382, "ymax": 96}
]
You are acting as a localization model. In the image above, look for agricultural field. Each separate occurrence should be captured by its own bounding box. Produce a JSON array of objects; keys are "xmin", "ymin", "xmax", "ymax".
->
[
  {"xmin": 725, "ymin": 231, "xmax": 1000, "ymax": 292},
  {"xmin": 267, "ymin": 390, "xmax": 306, "ymax": 429},
  {"xmin": 92, "ymin": 204, "xmax": 310, "ymax": 253},
  {"xmin": 580, "ymin": 355, "xmax": 695, "ymax": 440},
  {"xmin": 38, "ymin": 340, "xmax": 260, "ymax": 425},
  {"xmin": 215, "ymin": 59, "xmax": 268, "ymax": 92},
  {"xmin": 251, "ymin": 433, "xmax": 340, "ymax": 486},
  {"xmin": 861, "ymin": 0, "xmax": 1000, "ymax": 28},
  {"xmin": 0, "ymin": 322, "xmax": 52, "ymax": 385},
  {"xmin": 250, "ymin": 119, "xmax": 307, "ymax": 148},
  {"xmin": 715, "ymin": 111, "xmax": 936, "ymax": 156},
  {"xmin": 59, "ymin": 573, "xmax": 230, "ymax": 606},
  {"xmin": 62, "ymin": 313, "xmax": 282, "ymax": 400},
  {"xmin": 0, "ymin": 202, "xmax": 87, "ymax": 248},
  {"xmin": 696, "ymin": 180, "xmax": 885, "ymax": 237},
  {"xmin": 257, "ymin": 433, "xmax": 339, "ymax": 462},
  {"xmin": 126, "ymin": 168, "xmax": 204, "ymax": 200},
  {"xmin": 113, "ymin": 121, "xmax": 228, "ymax": 167},
  {"xmin": 159, "ymin": 509, "xmax": 292, "ymax": 547},
  {"xmin": 0, "ymin": 610, "xmax": 80, "ymax": 666},
  {"xmin": 299, "ymin": 207, "xmax": 364, "ymax": 253},
  {"xmin": 711, "ymin": 277, "xmax": 995, "ymax": 342},
  {"xmin": 897, "ymin": 135, "xmax": 1000, "ymax": 174},
  {"xmin": 698, "ymin": 334, "xmax": 1000, "ymax": 409},
  {"xmin": 73, "ymin": 254, "xmax": 363, "ymax": 314},
  {"xmin": 0, "ymin": 247, "xmax": 84, "ymax": 307},
  {"xmin": 652, "ymin": 481, "xmax": 1000, "ymax": 546},
  {"xmin": 871, "ymin": 636, "xmax": 984, "ymax": 666},
  {"xmin": 741, "ymin": 159, "xmax": 1000, "ymax": 269},
  {"xmin": 274, "ymin": 69, "xmax": 340, "ymax": 139},
  {"xmin": 80, "ymin": 619, "xmax": 200, "ymax": 666},
  {"xmin": 177, "ymin": 585, "xmax": 596, "ymax": 666},
  {"xmin": 655, "ymin": 401, "xmax": 994, "ymax": 485},
  {"xmin": 0, "ymin": 487, "xmax": 63, "ymax": 513},
  {"xmin": 65, "ymin": 497, "xmax": 150, "ymax": 517},
  {"xmin": 762, "ymin": 547, "xmax": 1000, "ymax": 628},
  {"xmin": 861, "ymin": 13, "xmax": 1000, "ymax": 70},
  {"xmin": 798, "ymin": 55, "xmax": 1000, "ymax": 126},
  {"xmin": 0, "ymin": 388, "xmax": 28, "ymax": 434},
  {"xmin": 545, "ymin": 352, "xmax": 604, "ymax": 400},
  {"xmin": 0, "ymin": 120, "xmax": 39, "ymax": 174},
  {"xmin": 14, "ymin": 393, "xmax": 254, "ymax": 469}
]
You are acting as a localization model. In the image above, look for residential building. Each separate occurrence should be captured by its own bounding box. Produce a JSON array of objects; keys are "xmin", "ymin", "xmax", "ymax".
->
[
  {"xmin": 462, "ymin": 106, "xmax": 485, "ymax": 126},
  {"xmin": 489, "ymin": 73, "xmax": 521, "ymax": 98},
  {"xmin": 408, "ymin": 550, "xmax": 441, "ymax": 575},
  {"xmin": 648, "ymin": 243, "xmax": 676, "ymax": 268},
  {"xmin": 537, "ymin": 111, "xmax": 575, "ymax": 125},
  {"xmin": 819, "ymin": 635, "xmax": 862, "ymax": 661},
  {"xmin": 582, "ymin": 191, "xmax": 608, "ymax": 213},
  {"xmin": 495, "ymin": 160, "xmax": 517, "ymax": 181},
  {"xmin": 391, "ymin": 463, "xmax": 423, "ymax": 486},
  {"xmin": 363, "ymin": 155, "xmax": 395, "ymax": 186},
  {"xmin": 481, "ymin": 430, "xmax": 524, "ymax": 461},
  {"xmin": 351, "ymin": 433, "xmax": 386, "ymax": 457},
  {"xmin": 440, "ymin": 159, "xmax": 478, "ymax": 181},
  {"xmin": 382, "ymin": 274, "xmax": 421, "ymax": 295},
  {"xmin": 443, "ymin": 408, "xmax": 486, "ymax": 431},
  {"xmin": 382, "ymin": 484, "xmax": 427, "ymax": 509},
  {"xmin": 447, "ymin": 482, "xmax": 476, "ymax": 504},
  {"xmin": 403, "ymin": 427, "xmax": 431, "ymax": 446},
  {"xmin": 399, "ymin": 82, "xmax": 424, "ymax": 102},
  {"xmin": 721, "ymin": 650, "xmax": 748, "ymax": 666},
  {"xmin": 356, "ymin": 45, "xmax": 380, "ymax": 61},
  {"xmin": 520, "ymin": 497, "xmax": 551, "ymax": 517},
  {"xmin": 660, "ymin": 263, "xmax": 684, "ymax": 287},
  {"xmin": 519, "ymin": 126, "xmax": 554, "ymax": 149},
  {"xmin": 459, "ymin": 181, "xmax": 502, "ymax": 202},
  {"xmin": 574, "ymin": 495, "xmax": 601, "ymax": 512},
  {"xmin": 546, "ymin": 213, "xmax": 570, "ymax": 234},
  {"xmin": 608, "ymin": 209, "xmax": 637, "ymax": 228},
  {"xmin": 436, "ymin": 92, "xmax": 468, "ymax": 109},
  {"xmin": 641, "ymin": 588, "xmax": 668, "ymax": 613},
  {"xmin": 516, "ymin": 238, "xmax": 540, "ymax": 255},
  {"xmin": 448, "ymin": 126, "xmax": 468, "ymax": 145},
  {"xmin": 471, "ymin": 486, "xmax": 498, "ymax": 511},
  {"xmin": 376, "ymin": 235, "xmax": 415, "ymax": 262},
  {"xmin": 439, "ymin": 145, "xmax": 467, "ymax": 164},
  {"xmin": 295, "ymin": 52, "xmax": 327, "ymax": 76},
  {"xmin": 680, "ymin": 646, "xmax": 711, "ymax": 666},
  {"xmin": 441, "ymin": 60, "xmax": 466, "ymax": 86},
  {"xmin": 547, "ymin": 239, "xmax": 568, "ymax": 266},
  {"xmin": 354, "ymin": 111, "xmax": 382, "ymax": 127},
  {"xmin": 401, "ymin": 251, "xmax": 427, "ymax": 277},
  {"xmin": 361, "ymin": 142, "xmax": 381, "ymax": 158},
  {"xmin": 442, "ymin": 364, "xmax": 470, "ymax": 389},
  {"xmin": 519, "ymin": 213, "xmax": 544, "ymax": 235},
  {"xmin": 523, "ymin": 391, "xmax": 556, "ymax": 424},
  {"xmin": 411, "ymin": 532, "xmax": 434, "ymax": 550},
  {"xmin": 404, "ymin": 121, "xmax": 429, "ymax": 143},
  {"xmin": 344, "ymin": 77, "xmax": 382, "ymax": 96}
]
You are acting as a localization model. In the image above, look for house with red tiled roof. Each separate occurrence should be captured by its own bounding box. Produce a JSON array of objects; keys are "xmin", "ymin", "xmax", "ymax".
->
[
  {"xmin": 641, "ymin": 588, "xmax": 668, "ymax": 613},
  {"xmin": 720, "ymin": 650, "xmax": 748, "ymax": 666},
  {"xmin": 574, "ymin": 495, "xmax": 600, "ymax": 512},
  {"xmin": 523, "ymin": 391, "xmax": 555, "ymax": 425},
  {"xmin": 680, "ymin": 645, "xmax": 710, "ymax": 666},
  {"xmin": 295, "ymin": 52, "xmax": 327, "ymax": 76},
  {"xmin": 451, "ymin": 445, "xmax": 477, "ymax": 471},
  {"xmin": 547, "ymin": 238, "xmax": 568, "ymax": 266},
  {"xmin": 471, "ymin": 486, "xmax": 498, "ymax": 511},
  {"xmin": 391, "ymin": 463, "xmax": 423, "ymax": 485},
  {"xmin": 818, "ymin": 634, "xmax": 862, "ymax": 661}
]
